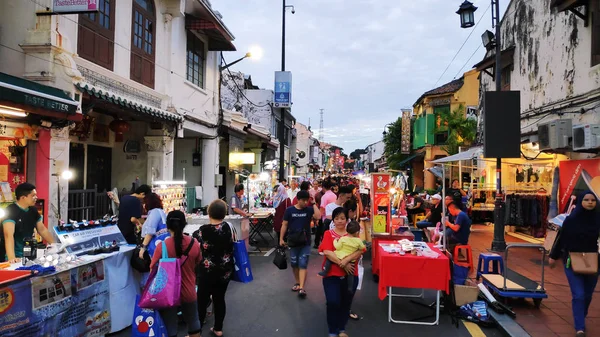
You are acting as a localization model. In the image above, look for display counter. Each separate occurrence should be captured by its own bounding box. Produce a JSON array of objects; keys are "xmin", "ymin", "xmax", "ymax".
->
[
  {"xmin": 0, "ymin": 246, "xmax": 138, "ymax": 336},
  {"xmin": 185, "ymin": 215, "xmax": 250, "ymax": 249}
]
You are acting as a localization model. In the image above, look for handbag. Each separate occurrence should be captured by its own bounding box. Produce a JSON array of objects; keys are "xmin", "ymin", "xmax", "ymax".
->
[
  {"xmin": 131, "ymin": 247, "xmax": 151, "ymax": 273},
  {"xmin": 569, "ymin": 252, "xmax": 598, "ymax": 275},
  {"xmin": 131, "ymin": 295, "xmax": 167, "ymax": 337},
  {"xmin": 147, "ymin": 211, "xmax": 170, "ymax": 258},
  {"xmin": 139, "ymin": 239, "xmax": 194, "ymax": 309},
  {"xmin": 226, "ymin": 222, "xmax": 254, "ymax": 283},
  {"xmin": 273, "ymin": 246, "xmax": 288, "ymax": 270}
]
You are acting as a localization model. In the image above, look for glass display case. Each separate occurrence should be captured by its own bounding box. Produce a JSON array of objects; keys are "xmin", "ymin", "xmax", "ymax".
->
[{"xmin": 152, "ymin": 180, "xmax": 187, "ymax": 213}]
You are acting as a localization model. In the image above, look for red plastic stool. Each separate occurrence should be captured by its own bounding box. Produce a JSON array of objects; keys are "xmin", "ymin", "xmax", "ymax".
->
[{"xmin": 453, "ymin": 244, "xmax": 474, "ymax": 270}]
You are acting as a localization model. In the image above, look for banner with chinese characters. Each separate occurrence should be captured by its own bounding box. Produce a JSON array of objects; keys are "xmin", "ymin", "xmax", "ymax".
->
[
  {"xmin": 0, "ymin": 260, "xmax": 109, "ymax": 337},
  {"xmin": 559, "ymin": 158, "xmax": 600, "ymax": 213},
  {"xmin": 401, "ymin": 109, "xmax": 412, "ymax": 154},
  {"xmin": 371, "ymin": 173, "xmax": 391, "ymax": 233}
]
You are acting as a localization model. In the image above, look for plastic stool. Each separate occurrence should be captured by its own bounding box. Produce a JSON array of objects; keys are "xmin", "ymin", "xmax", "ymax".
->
[
  {"xmin": 413, "ymin": 215, "xmax": 427, "ymax": 228},
  {"xmin": 453, "ymin": 244, "xmax": 474, "ymax": 270},
  {"xmin": 476, "ymin": 252, "xmax": 504, "ymax": 280}
]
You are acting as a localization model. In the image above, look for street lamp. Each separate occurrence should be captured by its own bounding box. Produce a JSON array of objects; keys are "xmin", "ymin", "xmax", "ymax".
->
[
  {"xmin": 220, "ymin": 47, "xmax": 262, "ymax": 71},
  {"xmin": 457, "ymin": 0, "xmax": 506, "ymax": 252},
  {"xmin": 382, "ymin": 123, "xmax": 393, "ymax": 137},
  {"xmin": 279, "ymin": 0, "xmax": 295, "ymax": 181},
  {"xmin": 456, "ymin": 1, "xmax": 477, "ymax": 28}
]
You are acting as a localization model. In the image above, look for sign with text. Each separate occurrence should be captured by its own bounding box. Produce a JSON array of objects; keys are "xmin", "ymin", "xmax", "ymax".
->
[
  {"xmin": 401, "ymin": 109, "xmax": 412, "ymax": 154},
  {"xmin": 53, "ymin": 0, "xmax": 98, "ymax": 14},
  {"xmin": 54, "ymin": 225, "xmax": 127, "ymax": 255},
  {"xmin": 0, "ymin": 260, "xmax": 109, "ymax": 337},
  {"xmin": 273, "ymin": 71, "xmax": 292, "ymax": 108},
  {"xmin": 371, "ymin": 173, "xmax": 391, "ymax": 234},
  {"xmin": 559, "ymin": 158, "xmax": 600, "ymax": 213}
]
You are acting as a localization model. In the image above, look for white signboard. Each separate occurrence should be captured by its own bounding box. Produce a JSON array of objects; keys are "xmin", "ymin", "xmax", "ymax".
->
[
  {"xmin": 54, "ymin": 224, "xmax": 127, "ymax": 255},
  {"xmin": 53, "ymin": 0, "xmax": 98, "ymax": 14}
]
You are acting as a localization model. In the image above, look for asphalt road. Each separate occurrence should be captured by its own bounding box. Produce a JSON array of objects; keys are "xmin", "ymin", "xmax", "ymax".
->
[{"xmin": 110, "ymin": 247, "xmax": 506, "ymax": 337}]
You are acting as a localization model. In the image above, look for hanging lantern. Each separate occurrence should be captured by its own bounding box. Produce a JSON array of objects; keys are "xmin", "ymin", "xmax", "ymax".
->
[
  {"xmin": 109, "ymin": 119, "xmax": 131, "ymax": 142},
  {"xmin": 456, "ymin": 0, "xmax": 477, "ymax": 28}
]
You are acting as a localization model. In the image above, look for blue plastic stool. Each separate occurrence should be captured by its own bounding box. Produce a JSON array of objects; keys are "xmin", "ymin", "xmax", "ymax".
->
[{"xmin": 476, "ymin": 252, "xmax": 504, "ymax": 280}]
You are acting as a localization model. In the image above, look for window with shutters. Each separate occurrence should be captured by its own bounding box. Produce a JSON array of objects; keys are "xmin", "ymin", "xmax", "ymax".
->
[
  {"xmin": 186, "ymin": 32, "xmax": 205, "ymax": 88},
  {"xmin": 130, "ymin": 0, "xmax": 156, "ymax": 88},
  {"xmin": 78, "ymin": 0, "xmax": 115, "ymax": 70},
  {"xmin": 593, "ymin": 1, "xmax": 600, "ymax": 67}
]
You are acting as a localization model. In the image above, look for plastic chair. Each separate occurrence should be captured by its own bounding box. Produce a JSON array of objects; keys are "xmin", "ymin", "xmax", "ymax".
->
[
  {"xmin": 453, "ymin": 244, "xmax": 473, "ymax": 270},
  {"xmin": 476, "ymin": 252, "xmax": 504, "ymax": 280},
  {"xmin": 413, "ymin": 215, "xmax": 427, "ymax": 228}
]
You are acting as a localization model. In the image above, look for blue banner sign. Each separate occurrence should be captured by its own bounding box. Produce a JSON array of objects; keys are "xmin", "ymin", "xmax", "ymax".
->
[{"xmin": 274, "ymin": 71, "xmax": 292, "ymax": 108}]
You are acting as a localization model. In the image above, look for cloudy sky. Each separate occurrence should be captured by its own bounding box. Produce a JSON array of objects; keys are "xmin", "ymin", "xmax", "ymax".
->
[{"xmin": 215, "ymin": 0, "xmax": 509, "ymax": 152}]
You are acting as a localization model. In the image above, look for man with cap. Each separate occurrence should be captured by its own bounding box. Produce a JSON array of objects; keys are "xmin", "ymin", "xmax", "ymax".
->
[{"xmin": 416, "ymin": 194, "xmax": 443, "ymax": 230}]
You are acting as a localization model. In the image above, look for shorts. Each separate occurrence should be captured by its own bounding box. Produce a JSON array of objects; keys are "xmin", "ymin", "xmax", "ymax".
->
[{"xmin": 289, "ymin": 245, "xmax": 311, "ymax": 269}]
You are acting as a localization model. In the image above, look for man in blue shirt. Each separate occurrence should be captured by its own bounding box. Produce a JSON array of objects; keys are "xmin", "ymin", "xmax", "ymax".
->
[
  {"xmin": 445, "ymin": 202, "xmax": 472, "ymax": 246},
  {"xmin": 280, "ymin": 190, "xmax": 321, "ymax": 298}
]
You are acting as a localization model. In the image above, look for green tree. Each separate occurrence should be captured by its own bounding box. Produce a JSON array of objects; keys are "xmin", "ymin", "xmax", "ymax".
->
[
  {"xmin": 383, "ymin": 117, "xmax": 410, "ymax": 170},
  {"xmin": 435, "ymin": 104, "xmax": 477, "ymax": 155}
]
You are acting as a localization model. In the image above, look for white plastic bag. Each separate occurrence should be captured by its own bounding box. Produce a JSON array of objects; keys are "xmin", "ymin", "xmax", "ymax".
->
[{"xmin": 356, "ymin": 258, "xmax": 365, "ymax": 291}]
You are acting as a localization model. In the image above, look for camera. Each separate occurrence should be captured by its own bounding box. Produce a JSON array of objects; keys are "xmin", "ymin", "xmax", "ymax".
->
[{"xmin": 291, "ymin": 9, "xmax": 295, "ymax": 14}]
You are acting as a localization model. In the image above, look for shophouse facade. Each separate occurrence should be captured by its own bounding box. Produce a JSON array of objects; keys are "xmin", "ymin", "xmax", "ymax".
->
[
  {"xmin": 411, "ymin": 69, "xmax": 480, "ymax": 190},
  {"xmin": 0, "ymin": 0, "xmax": 236, "ymax": 224}
]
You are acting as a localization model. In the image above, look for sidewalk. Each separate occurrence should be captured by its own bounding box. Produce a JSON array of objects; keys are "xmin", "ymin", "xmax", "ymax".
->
[{"xmin": 468, "ymin": 224, "xmax": 600, "ymax": 337}]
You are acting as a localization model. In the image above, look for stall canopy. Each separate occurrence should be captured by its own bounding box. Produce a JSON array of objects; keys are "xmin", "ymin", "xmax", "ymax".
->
[{"xmin": 432, "ymin": 146, "xmax": 483, "ymax": 164}]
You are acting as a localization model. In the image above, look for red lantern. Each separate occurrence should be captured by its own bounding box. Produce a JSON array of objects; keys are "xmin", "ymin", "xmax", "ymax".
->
[{"xmin": 109, "ymin": 119, "xmax": 130, "ymax": 142}]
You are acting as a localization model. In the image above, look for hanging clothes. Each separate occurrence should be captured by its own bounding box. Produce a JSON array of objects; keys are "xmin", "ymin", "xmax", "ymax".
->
[{"xmin": 504, "ymin": 194, "xmax": 550, "ymax": 238}]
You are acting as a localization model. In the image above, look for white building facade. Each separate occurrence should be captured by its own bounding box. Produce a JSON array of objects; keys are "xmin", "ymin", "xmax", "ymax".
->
[{"xmin": 0, "ymin": 0, "xmax": 237, "ymax": 223}]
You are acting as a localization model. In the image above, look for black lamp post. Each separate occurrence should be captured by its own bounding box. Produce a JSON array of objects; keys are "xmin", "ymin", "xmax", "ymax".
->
[
  {"xmin": 278, "ymin": 0, "xmax": 295, "ymax": 182},
  {"xmin": 457, "ymin": 0, "xmax": 506, "ymax": 252}
]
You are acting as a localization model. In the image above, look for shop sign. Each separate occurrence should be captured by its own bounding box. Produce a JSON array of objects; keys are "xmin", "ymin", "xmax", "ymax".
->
[
  {"xmin": 0, "ymin": 260, "xmax": 110, "ymax": 336},
  {"xmin": 371, "ymin": 173, "xmax": 391, "ymax": 234},
  {"xmin": 53, "ymin": 0, "xmax": 98, "ymax": 14},
  {"xmin": 401, "ymin": 109, "xmax": 411, "ymax": 154},
  {"xmin": 0, "ymin": 87, "xmax": 77, "ymax": 114},
  {"xmin": 429, "ymin": 97, "xmax": 451, "ymax": 106},
  {"xmin": 559, "ymin": 158, "xmax": 600, "ymax": 212},
  {"xmin": 273, "ymin": 71, "xmax": 292, "ymax": 108}
]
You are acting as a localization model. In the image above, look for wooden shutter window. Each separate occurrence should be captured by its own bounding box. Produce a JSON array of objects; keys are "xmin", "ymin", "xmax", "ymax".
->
[
  {"xmin": 77, "ymin": 0, "xmax": 115, "ymax": 70},
  {"xmin": 592, "ymin": 1, "xmax": 600, "ymax": 67},
  {"xmin": 130, "ymin": 0, "xmax": 156, "ymax": 88}
]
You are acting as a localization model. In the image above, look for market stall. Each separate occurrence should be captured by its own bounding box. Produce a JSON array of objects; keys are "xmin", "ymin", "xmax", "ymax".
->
[
  {"xmin": 0, "ymin": 244, "xmax": 138, "ymax": 336},
  {"xmin": 152, "ymin": 180, "xmax": 187, "ymax": 213},
  {"xmin": 184, "ymin": 214, "xmax": 251, "ymax": 250},
  {"xmin": 247, "ymin": 172, "xmax": 275, "ymax": 210}
]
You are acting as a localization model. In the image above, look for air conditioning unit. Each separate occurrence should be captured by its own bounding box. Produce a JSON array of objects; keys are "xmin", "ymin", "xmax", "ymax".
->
[
  {"xmin": 538, "ymin": 119, "xmax": 572, "ymax": 150},
  {"xmin": 573, "ymin": 124, "xmax": 600, "ymax": 151}
]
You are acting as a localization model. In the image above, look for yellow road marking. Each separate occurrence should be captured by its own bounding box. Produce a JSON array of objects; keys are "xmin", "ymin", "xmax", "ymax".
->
[{"xmin": 463, "ymin": 320, "xmax": 487, "ymax": 337}]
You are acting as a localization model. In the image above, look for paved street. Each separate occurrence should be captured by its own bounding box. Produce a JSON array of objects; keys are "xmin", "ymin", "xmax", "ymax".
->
[{"xmin": 112, "ymin": 247, "xmax": 504, "ymax": 337}]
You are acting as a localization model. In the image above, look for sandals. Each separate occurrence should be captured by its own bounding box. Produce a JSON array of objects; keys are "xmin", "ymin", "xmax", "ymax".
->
[
  {"xmin": 349, "ymin": 311, "xmax": 362, "ymax": 320},
  {"xmin": 210, "ymin": 327, "xmax": 224, "ymax": 336},
  {"xmin": 291, "ymin": 283, "xmax": 301, "ymax": 292},
  {"xmin": 298, "ymin": 289, "xmax": 307, "ymax": 298},
  {"xmin": 338, "ymin": 332, "xmax": 349, "ymax": 337}
]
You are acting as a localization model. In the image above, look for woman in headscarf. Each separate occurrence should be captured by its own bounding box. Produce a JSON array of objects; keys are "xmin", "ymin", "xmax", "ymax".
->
[
  {"xmin": 549, "ymin": 190, "xmax": 600, "ymax": 337},
  {"xmin": 273, "ymin": 184, "xmax": 292, "ymax": 243}
]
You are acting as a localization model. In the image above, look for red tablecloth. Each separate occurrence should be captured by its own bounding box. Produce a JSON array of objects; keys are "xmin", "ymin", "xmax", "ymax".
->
[
  {"xmin": 371, "ymin": 233, "xmax": 415, "ymax": 276},
  {"xmin": 377, "ymin": 243, "xmax": 451, "ymax": 300}
]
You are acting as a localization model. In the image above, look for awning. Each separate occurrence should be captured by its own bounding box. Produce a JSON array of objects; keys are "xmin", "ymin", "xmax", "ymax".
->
[
  {"xmin": 432, "ymin": 146, "xmax": 483, "ymax": 164},
  {"xmin": 425, "ymin": 166, "xmax": 444, "ymax": 179},
  {"xmin": 397, "ymin": 152, "xmax": 424, "ymax": 166},
  {"xmin": 185, "ymin": 15, "xmax": 236, "ymax": 51},
  {"xmin": 76, "ymin": 82, "xmax": 182, "ymax": 122},
  {"xmin": 0, "ymin": 72, "xmax": 79, "ymax": 114}
]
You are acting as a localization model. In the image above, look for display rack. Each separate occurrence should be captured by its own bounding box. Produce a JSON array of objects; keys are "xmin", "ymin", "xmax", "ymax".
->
[{"xmin": 152, "ymin": 180, "xmax": 187, "ymax": 213}]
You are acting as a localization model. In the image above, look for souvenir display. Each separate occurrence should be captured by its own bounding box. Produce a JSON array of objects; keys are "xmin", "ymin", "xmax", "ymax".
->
[{"xmin": 153, "ymin": 181, "xmax": 187, "ymax": 213}]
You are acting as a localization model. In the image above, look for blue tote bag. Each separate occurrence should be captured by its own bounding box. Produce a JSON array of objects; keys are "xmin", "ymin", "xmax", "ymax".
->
[
  {"xmin": 131, "ymin": 295, "xmax": 167, "ymax": 337},
  {"xmin": 227, "ymin": 222, "xmax": 253, "ymax": 283}
]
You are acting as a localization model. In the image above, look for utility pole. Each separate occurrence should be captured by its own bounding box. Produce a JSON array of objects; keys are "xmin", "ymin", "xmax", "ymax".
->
[
  {"xmin": 319, "ymin": 109, "xmax": 324, "ymax": 141},
  {"xmin": 278, "ymin": 0, "xmax": 287, "ymax": 182},
  {"xmin": 490, "ymin": 0, "xmax": 506, "ymax": 251}
]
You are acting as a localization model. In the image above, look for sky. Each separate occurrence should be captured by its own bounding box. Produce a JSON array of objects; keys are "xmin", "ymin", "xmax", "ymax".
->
[{"xmin": 215, "ymin": 0, "xmax": 510, "ymax": 152}]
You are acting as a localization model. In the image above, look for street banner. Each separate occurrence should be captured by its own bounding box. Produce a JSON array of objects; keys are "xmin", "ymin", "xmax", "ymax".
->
[
  {"xmin": 53, "ymin": 0, "xmax": 98, "ymax": 14},
  {"xmin": 273, "ymin": 71, "xmax": 292, "ymax": 108},
  {"xmin": 371, "ymin": 173, "xmax": 391, "ymax": 234},
  {"xmin": 559, "ymin": 158, "xmax": 600, "ymax": 213},
  {"xmin": 401, "ymin": 109, "xmax": 412, "ymax": 154},
  {"xmin": 0, "ymin": 260, "xmax": 110, "ymax": 336}
]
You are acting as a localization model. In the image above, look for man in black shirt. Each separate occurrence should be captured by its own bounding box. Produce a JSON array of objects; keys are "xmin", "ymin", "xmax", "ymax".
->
[
  {"xmin": 3, "ymin": 183, "xmax": 54, "ymax": 263},
  {"xmin": 406, "ymin": 192, "xmax": 425, "ymax": 216},
  {"xmin": 417, "ymin": 194, "xmax": 443, "ymax": 229},
  {"xmin": 117, "ymin": 184, "xmax": 151, "ymax": 244}
]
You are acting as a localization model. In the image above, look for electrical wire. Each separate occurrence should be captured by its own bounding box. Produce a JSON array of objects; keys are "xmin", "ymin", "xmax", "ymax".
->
[
  {"xmin": 453, "ymin": 44, "xmax": 482, "ymax": 79},
  {"xmin": 221, "ymin": 55, "xmax": 271, "ymax": 108},
  {"xmin": 434, "ymin": 3, "xmax": 491, "ymax": 87}
]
